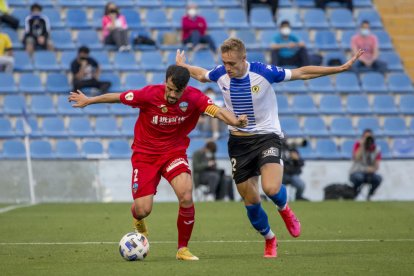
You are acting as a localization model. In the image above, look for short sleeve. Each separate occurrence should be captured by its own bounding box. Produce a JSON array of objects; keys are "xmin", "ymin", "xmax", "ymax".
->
[
  {"xmin": 205, "ymin": 65, "xmax": 226, "ymax": 82},
  {"xmin": 250, "ymin": 62, "xmax": 291, "ymax": 84},
  {"xmin": 120, "ymin": 86, "xmax": 152, "ymax": 108},
  {"xmin": 193, "ymin": 88, "xmax": 213, "ymax": 113},
  {"xmin": 4, "ymin": 35, "xmax": 12, "ymax": 49}
]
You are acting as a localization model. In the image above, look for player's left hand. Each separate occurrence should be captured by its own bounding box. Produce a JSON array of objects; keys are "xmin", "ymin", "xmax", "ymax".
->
[
  {"xmin": 68, "ymin": 90, "xmax": 90, "ymax": 108},
  {"xmin": 342, "ymin": 49, "xmax": 365, "ymax": 71},
  {"xmin": 237, "ymin": 115, "xmax": 248, "ymax": 128},
  {"xmin": 176, "ymin": 49, "xmax": 187, "ymax": 66}
]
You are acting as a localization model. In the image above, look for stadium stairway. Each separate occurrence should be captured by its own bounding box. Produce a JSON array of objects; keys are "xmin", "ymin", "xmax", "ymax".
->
[{"xmin": 374, "ymin": 0, "xmax": 414, "ymax": 80}]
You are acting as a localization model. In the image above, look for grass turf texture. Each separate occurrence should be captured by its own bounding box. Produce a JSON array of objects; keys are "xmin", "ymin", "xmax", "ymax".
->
[{"xmin": 1, "ymin": 202, "xmax": 413, "ymax": 275}]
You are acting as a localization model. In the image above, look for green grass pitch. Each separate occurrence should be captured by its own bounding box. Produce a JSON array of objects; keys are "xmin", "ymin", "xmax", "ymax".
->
[{"xmin": 1, "ymin": 201, "xmax": 414, "ymax": 275}]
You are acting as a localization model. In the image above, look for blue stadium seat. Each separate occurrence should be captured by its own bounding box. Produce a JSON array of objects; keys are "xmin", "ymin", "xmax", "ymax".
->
[
  {"xmin": 15, "ymin": 117, "xmax": 42, "ymax": 137},
  {"xmin": 388, "ymin": 73, "xmax": 413, "ymax": 93},
  {"xmin": 281, "ymin": 80, "xmax": 307, "ymax": 93},
  {"xmin": 83, "ymin": 0, "xmax": 106, "ymax": 7},
  {"xmin": 57, "ymin": 0, "xmax": 83, "ymax": 7},
  {"xmin": 30, "ymin": 140, "xmax": 55, "ymax": 159},
  {"xmin": 170, "ymin": 8, "xmax": 186, "ymax": 28},
  {"xmin": 202, "ymin": 9, "xmax": 222, "ymax": 28},
  {"xmin": 276, "ymin": 8, "xmax": 303, "ymax": 29},
  {"xmin": 379, "ymin": 51, "xmax": 404, "ymax": 71},
  {"xmin": 157, "ymin": 30, "xmax": 181, "ymax": 51},
  {"xmin": 235, "ymin": 30, "xmax": 262, "ymax": 50},
  {"xmin": 223, "ymin": 9, "xmax": 249, "ymax": 28},
  {"xmin": 308, "ymin": 76, "xmax": 335, "ymax": 93},
  {"xmin": 354, "ymin": 0, "xmax": 373, "ymax": 7},
  {"xmin": 51, "ymin": 30, "xmax": 75, "ymax": 50},
  {"xmin": 145, "ymin": 10, "xmax": 170, "ymax": 29},
  {"xmin": 0, "ymin": 118, "xmax": 14, "ymax": 138},
  {"xmin": 410, "ymin": 119, "xmax": 414, "ymax": 134},
  {"xmin": 161, "ymin": 0, "xmax": 186, "ymax": 7},
  {"xmin": 123, "ymin": 9, "xmax": 142, "ymax": 29},
  {"xmin": 95, "ymin": 117, "xmax": 121, "ymax": 137},
  {"xmin": 3, "ymin": 95, "xmax": 25, "ymax": 115},
  {"xmin": 124, "ymin": 73, "xmax": 147, "ymax": 90},
  {"xmin": 1, "ymin": 28, "xmax": 23, "ymax": 49},
  {"xmin": 330, "ymin": 117, "xmax": 356, "ymax": 137},
  {"xmin": 373, "ymin": 30, "xmax": 393, "ymax": 50},
  {"xmin": 57, "ymin": 95, "xmax": 83, "ymax": 115},
  {"xmin": 66, "ymin": 9, "xmax": 89, "ymax": 29},
  {"xmin": 319, "ymin": 95, "xmax": 344, "ymax": 114},
  {"xmin": 2, "ymin": 140, "xmax": 26, "ymax": 159},
  {"xmin": 376, "ymin": 139, "xmax": 392, "ymax": 159},
  {"xmin": 112, "ymin": 0, "xmax": 136, "ymax": 7},
  {"xmin": 11, "ymin": 8, "xmax": 28, "ymax": 28},
  {"xmin": 43, "ymin": 8, "xmax": 66, "ymax": 29},
  {"xmin": 30, "ymin": 95, "xmax": 56, "ymax": 115},
  {"xmin": 46, "ymin": 73, "xmax": 71, "ymax": 94},
  {"xmin": 192, "ymin": 50, "xmax": 216, "ymax": 69},
  {"xmin": 55, "ymin": 140, "xmax": 82, "ymax": 159},
  {"xmin": 315, "ymin": 139, "xmax": 341, "ymax": 159},
  {"xmin": 100, "ymin": 73, "xmax": 122, "ymax": 92},
  {"xmin": 279, "ymin": 0, "xmax": 291, "ymax": 7},
  {"xmin": 89, "ymin": 51, "xmax": 113, "ymax": 71},
  {"xmin": 340, "ymin": 139, "xmax": 355, "ymax": 159},
  {"xmin": 383, "ymin": 117, "xmax": 409, "ymax": 137},
  {"xmin": 259, "ymin": 30, "xmax": 276, "ymax": 49},
  {"xmin": 329, "ymin": 9, "xmax": 356, "ymax": 29},
  {"xmin": 60, "ymin": 50, "xmax": 77, "ymax": 71},
  {"xmin": 187, "ymin": 0, "xmax": 214, "ymax": 7},
  {"xmin": 84, "ymin": 103, "xmax": 110, "ymax": 116},
  {"xmin": 136, "ymin": 0, "xmax": 161, "ymax": 8},
  {"xmin": 90, "ymin": 8, "xmax": 104, "ymax": 28},
  {"xmin": 303, "ymin": 117, "xmax": 329, "ymax": 137},
  {"xmin": 140, "ymin": 51, "xmax": 165, "ymax": 71},
  {"xmin": 277, "ymin": 95, "xmax": 291, "ymax": 115},
  {"xmin": 335, "ymin": 72, "xmax": 361, "ymax": 93},
  {"xmin": 361, "ymin": 72, "xmax": 388, "ymax": 93},
  {"xmin": 295, "ymin": 0, "xmax": 315, "ymax": 7},
  {"xmin": 42, "ymin": 117, "xmax": 67, "ymax": 137},
  {"xmin": 108, "ymin": 140, "xmax": 131, "ymax": 159},
  {"xmin": 77, "ymin": 30, "xmax": 103, "ymax": 50},
  {"xmin": 297, "ymin": 142, "xmax": 316, "ymax": 159},
  {"xmin": 291, "ymin": 95, "xmax": 318, "ymax": 114},
  {"xmin": 188, "ymin": 138, "xmax": 206, "ymax": 157},
  {"xmin": 113, "ymin": 52, "xmax": 140, "ymax": 71},
  {"xmin": 33, "ymin": 51, "xmax": 60, "ymax": 71},
  {"xmin": 19, "ymin": 73, "xmax": 44, "ymax": 94},
  {"xmin": 280, "ymin": 117, "xmax": 302, "ymax": 137},
  {"xmin": 339, "ymin": 30, "xmax": 354, "ymax": 50},
  {"xmin": 392, "ymin": 138, "xmax": 414, "ymax": 159},
  {"xmin": 110, "ymin": 103, "xmax": 135, "ymax": 116},
  {"xmin": 250, "ymin": 7, "xmax": 276, "ymax": 29},
  {"xmin": 209, "ymin": 30, "xmax": 230, "ymax": 47},
  {"xmin": 120, "ymin": 116, "xmax": 137, "ymax": 137},
  {"xmin": 14, "ymin": 51, "xmax": 34, "ymax": 71},
  {"xmin": 357, "ymin": 117, "xmax": 382, "ymax": 136},
  {"xmin": 346, "ymin": 95, "xmax": 371, "ymax": 114},
  {"xmin": 314, "ymin": 30, "xmax": 339, "ymax": 50},
  {"xmin": 372, "ymin": 95, "xmax": 398, "ymax": 115},
  {"xmin": 9, "ymin": 0, "xmax": 27, "ymax": 7},
  {"xmin": 304, "ymin": 9, "xmax": 329, "ymax": 29},
  {"xmin": 215, "ymin": 138, "xmax": 229, "ymax": 159},
  {"xmin": 399, "ymin": 95, "xmax": 414, "ymax": 115},
  {"xmin": 248, "ymin": 51, "xmax": 266, "ymax": 63},
  {"xmin": 295, "ymin": 30, "xmax": 313, "ymax": 49},
  {"xmin": 357, "ymin": 10, "xmax": 383, "ymax": 28},
  {"xmin": 0, "ymin": 73, "xmax": 17, "ymax": 93},
  {"xmin": 82, "ymin": 140, "xmax": 105, "ymax": 158},
  {"xmin": 151, "ymin": 72, "xmax": 165, "ymax": 84},
  {"xmin": 213, "ymin": 0, "xmax": 241, "ymax": 8},
  {"xmin": 323, "ymin": 51, "xmax": 347, "ymax": 66},
  {"xmin": 68, "ymin": 117, "xmax": 94, "ymax": 137}
]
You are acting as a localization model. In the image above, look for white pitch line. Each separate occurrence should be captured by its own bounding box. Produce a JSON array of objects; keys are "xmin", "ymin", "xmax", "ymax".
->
[
  {"xmin": 1, "ymin": 239, "xmax": 414, "ymax": 246},
  {"xmin": 0, "ymin": 204, "xmax": 36, "ymax": 214}
]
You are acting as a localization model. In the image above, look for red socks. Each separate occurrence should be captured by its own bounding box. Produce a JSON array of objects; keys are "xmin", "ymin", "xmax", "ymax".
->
[{"xmin": 177, "ymin": 205, "xmax": 195, "ymax": 249}]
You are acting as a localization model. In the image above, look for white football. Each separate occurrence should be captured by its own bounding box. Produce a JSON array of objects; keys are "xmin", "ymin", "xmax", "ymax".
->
[{"xmin": 119, "ymin": 232, "xmax": 150, "ymax": 261}]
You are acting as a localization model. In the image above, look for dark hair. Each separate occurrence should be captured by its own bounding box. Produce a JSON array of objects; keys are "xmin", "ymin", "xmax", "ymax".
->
[
  {"xmin": 104, "ymin": 2, "xmax": 119, "ymax": 16},
  {"xmin": 165, "ymin": 65, "xmax": 190, "ymax": 91},
  {"xmin": 280, "ymin": 20, "xmax": 290, "ymax": 27},
  {"xmin": 361, "ymin": 20, "xmax": 370, "ymax": 26},
  {"xmin": 363, "ymin": 128, "xmax": 373, "ymax": 135},
  {"xmin": 78, "ymin": 46, "xmax": 90, "ymax": 54},
  {"xmin": 31, "ymin": 3, "xmax": 42, "ymax": 12},
  {"xmin": 206, "ymin": 141, "xmax": 217, "ymax": 153}
]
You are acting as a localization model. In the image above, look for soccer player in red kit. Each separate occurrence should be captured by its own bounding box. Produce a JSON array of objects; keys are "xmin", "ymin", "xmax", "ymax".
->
[{"xmin": 69, "ymin": 65, "xmax": 248, "ymax": 261}]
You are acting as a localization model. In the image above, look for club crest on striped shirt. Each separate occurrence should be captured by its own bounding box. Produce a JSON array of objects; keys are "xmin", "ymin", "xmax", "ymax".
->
[
  {"xmin": 179, "ymin": 102, "xmax": 188, "ymax": 112},
  {"xmin": 251, "ymin": 85, "xmax": 260, "ymax": 94}
]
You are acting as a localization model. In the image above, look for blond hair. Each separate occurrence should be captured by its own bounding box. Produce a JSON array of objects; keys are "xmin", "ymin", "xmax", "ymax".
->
[{"xmin": 220, "ymin": 38, "xmax": 246, "ymax": 56}]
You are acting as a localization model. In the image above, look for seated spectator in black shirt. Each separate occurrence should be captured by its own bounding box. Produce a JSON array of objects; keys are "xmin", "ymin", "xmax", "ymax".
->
[{"xmin": 71, "ymin": 46, "xmax": 111, "ymax": 94}]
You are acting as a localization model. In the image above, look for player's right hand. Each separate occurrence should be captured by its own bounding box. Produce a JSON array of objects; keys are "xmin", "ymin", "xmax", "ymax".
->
[
  {"xmin": 237, "ymin": 115, "xmax": 248, "ymax": 128},
  {"xmin": 68, "ymin": 90, "xmax": 90, "ymax": 108},
  {"xmin": 176, "ymin": 49, "xmax": 187, "ymax": 66}
]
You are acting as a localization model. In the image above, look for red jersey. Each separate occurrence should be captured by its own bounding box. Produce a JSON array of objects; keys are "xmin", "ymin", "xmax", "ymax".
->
[
  {"xmin": 120, "ymin": 85, "xmax": 212, "ymax": 154},
  {"xmin": 181, "ymin": 15, "xmax": 207, "ymax": 41}
]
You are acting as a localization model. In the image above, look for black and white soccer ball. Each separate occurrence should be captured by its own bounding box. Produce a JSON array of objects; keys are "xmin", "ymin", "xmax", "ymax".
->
[{"xmin": 119, "ymin": 232, "xmax": 150, "ymax": 261}]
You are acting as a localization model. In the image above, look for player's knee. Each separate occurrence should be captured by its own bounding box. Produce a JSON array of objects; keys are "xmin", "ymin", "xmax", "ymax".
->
[
  {"xmin": 178, "ymin": 190, "xmax": 193, "ymax": 206},
  {"xmin": 263, "ymin": 181, "xmax": 283, "ymax": 196}
]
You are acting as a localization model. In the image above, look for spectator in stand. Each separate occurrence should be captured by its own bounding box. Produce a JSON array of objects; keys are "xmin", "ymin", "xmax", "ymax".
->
[
  {"xmin": 351, "ymin": 20, "xmax": 386, "ymax": 74},
  {"xmin": 197, "ymin": 87, "xmax": 224, "ymax": 140},
  {"xmin": 102, "ymin": 2, "xmax": 130, "ymax": 52},
  {"xmin": 0, "ymin": 30, "xmax": 13, "ymax": 73},
  {"xmin": 71, "ymin": 46, "xmax": 111, "ymax": 94},
  {"xmin": 314, "ymin": 0, "xmax": 353, "ymax": 11},
  {"xmin": 22, "ymin": 3, "xmax": 53, "ymax": 56},
  {"xmin": 0, "ymin": 0, "xmax": 19, "ymax": 29},
  {"xmin": 246, "ymin": 0, "xmax": 279, "ymax": 21},
  {"xmin": 271, "ymin": 20, "xmax": 310, "ymax": 67},
  {"xmin": 181, "ymin": 3, "xmax": 216, "ymax": 54}
]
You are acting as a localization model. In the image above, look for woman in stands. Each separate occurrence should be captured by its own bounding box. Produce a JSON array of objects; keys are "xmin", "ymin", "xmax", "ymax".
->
[{"xmin": 102, "ymin": 2, "xmax": 130, "ymax": 52}]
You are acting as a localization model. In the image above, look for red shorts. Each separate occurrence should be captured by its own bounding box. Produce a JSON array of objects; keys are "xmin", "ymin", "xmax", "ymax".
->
[{"xmin": 130, "ymin": 151, "xmax": 191, "ymax": 199}]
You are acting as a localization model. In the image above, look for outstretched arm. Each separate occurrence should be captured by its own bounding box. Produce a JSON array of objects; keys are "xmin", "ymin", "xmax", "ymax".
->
[
  {"xmin": 214, "ymin": 107, "xmax": 248, "ymax": 128},
  {"xmin": 176, "ymin": 49, "xmax": 210, "ymax": 83},
  {"xmin": 68, "ymin": 90, "xmax": 121, "ymax": 108},
  {"xmin": 290, "ymin": 49, "xmax": 364, "ymax": 80}
]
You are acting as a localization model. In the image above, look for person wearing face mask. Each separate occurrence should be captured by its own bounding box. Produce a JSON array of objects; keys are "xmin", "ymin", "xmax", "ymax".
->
[
  {"xmin": 181, "ymin": 3, "xmax": 216, "ymax": 54},
  {"xmin": 197, "ymin": 87, "xmax": 225, "ymax": 140},
  {"xmin": 351, "ymin": 20, "xmax": 387, "ymax": 74},
  {"xmin": 102, "ymin": 2, "xmax": 130, "ymax": 51},
  {"xmin": 270, "ymin": 20, "xmax": 309, "ymax": 68},
  {"xmin": 22, "ymin": 3, "xmax": 53, "ymax": 56},
  {"xmin": 192, "ymin": 141, "xmax": 234, "ymax": 201}
]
